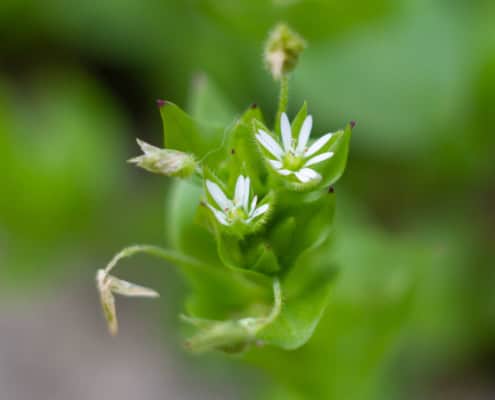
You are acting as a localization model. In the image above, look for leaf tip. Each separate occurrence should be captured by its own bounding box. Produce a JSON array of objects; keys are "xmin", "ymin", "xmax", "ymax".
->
[{"xmin": 156, "ymin": 99, "xmax": 167, "ymax": 108}]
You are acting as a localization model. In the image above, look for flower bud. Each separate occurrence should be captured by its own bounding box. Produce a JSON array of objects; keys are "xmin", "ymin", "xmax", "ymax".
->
[
  {"xmin": 264, "ymin": 23, "xmax": 306, "ymax": 80},
  {"xmin": 128, "ymin": 139, "xmax": 197, "ymax": 178}
]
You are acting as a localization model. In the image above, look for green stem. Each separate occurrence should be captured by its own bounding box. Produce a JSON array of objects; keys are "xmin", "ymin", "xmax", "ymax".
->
[
  {"xmin": 275, "ymin": 74, "xmax": 289, "ymax": 133},
  {"xmin": 103, "ymin": 244, "xmax": 202, "ymax": 275}
]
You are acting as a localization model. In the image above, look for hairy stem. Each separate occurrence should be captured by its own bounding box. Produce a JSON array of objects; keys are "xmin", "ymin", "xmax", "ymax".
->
[{"xmin": 275, "ymin": 74, "xmax": 289, "ymax": 133}]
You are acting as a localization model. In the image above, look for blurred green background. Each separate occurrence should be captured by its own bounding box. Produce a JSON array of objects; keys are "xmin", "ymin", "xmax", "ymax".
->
[{"xmin": 1, "ymin": 0, "xmax": 494, "ymax": 399}]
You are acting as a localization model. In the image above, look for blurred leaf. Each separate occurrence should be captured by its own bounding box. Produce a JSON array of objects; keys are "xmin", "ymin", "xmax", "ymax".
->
[
  {"xmin": 159, "ymin": 101, "xmax": 226, "ymax": 168},
  {"xmin": 188, "ymin": 73, "xmax": 237, "ymax": 126},
  {"xmin": 199, "ymin": 0, "xmax": 394, "ymax": 42}
]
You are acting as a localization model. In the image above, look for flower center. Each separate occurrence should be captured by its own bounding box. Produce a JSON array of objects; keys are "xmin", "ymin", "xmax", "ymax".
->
[
  {"xmin": 226, "ymin": 206, "xmax": 248, "ymax": 221},
  {"xmin": 282, "ymin": 152, "xmax": 304, "ymax": 171}
]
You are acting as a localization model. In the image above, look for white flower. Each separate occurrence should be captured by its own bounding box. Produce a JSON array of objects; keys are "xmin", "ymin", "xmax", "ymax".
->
[
  {"xmin": 205, "ymin": 175, "xmax": 269, "ymax": 226},
  {"xmin": 255, "ymin": 112, "xmax": 334, "ymax": 184}
]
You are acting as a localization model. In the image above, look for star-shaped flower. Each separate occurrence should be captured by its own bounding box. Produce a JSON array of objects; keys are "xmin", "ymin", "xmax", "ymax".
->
[
  {"xmin": 255, "ymin": 112, "xmax": 334, "ymax": 184},
  {"xmin": 205, "ymin": 175, "xmax": 269, "ymax": 227}
]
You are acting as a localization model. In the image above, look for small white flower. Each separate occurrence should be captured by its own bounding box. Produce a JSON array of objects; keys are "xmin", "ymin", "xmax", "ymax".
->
[
  {"xmin": 205, "ymin": 175, "xmax": 269, "ymax": 226},
  {"xmin": 255, "ymin": 112, "xmax": 334, "ymax": 184}
]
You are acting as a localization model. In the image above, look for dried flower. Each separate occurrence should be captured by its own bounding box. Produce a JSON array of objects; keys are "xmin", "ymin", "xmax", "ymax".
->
[
  {"xmin": 264, "ymin": 23, "xmax": 306, "ymax": 80},
  {"xmin": 128, "ymin": 139, "xmax": 196, "ymax": 178}
]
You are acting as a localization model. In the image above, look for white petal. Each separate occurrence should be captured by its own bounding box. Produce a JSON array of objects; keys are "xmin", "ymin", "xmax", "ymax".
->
[
  {"xmin": 305, "ymin": 133, "xmax": 333, "ymax": 157},
  {"xmin": 206, "ymin": 204, "xmax": 229, "ymax": 225},
  {"xmin": 249, "ymin": 195, "xmax": 258, "ymax": 215},
  {"xmin": 280, "ymin": 112, "xmax": 292, "ymax": 152},
  {"xmin": 256, "ymin": 130, "xmax": 283, "ymax": 159},
  {"xmin": 234, "ymin": 175, "xmax": 245, "ymax": 206},
  {"xmin": 295, "ymin": 168, "xmax": 321, "ymax": 183},
  {"xmin": 250, "ymin": 204, "xmax": 269, "ymax": 220},
  {"xmin": 295, "ymin": 115, "xmax": 313, "ymax": 154},
  {"xmin": 269, "ymin": 159, "xmax": 283, "ymax": 170},
  {"xmin": 277, "ymin": 169, "xmax": 292, "ymax": 176},
  {"xmin": 304, "ymin": 152, "xmax": 334, "ymax": 167},
  {"xmin": 206, "ymin": 180, "xmax": 232, "ymax": 210},
  {"xmin": 243, "ymin": 176, "xmax": 250, "ymax": 210}
]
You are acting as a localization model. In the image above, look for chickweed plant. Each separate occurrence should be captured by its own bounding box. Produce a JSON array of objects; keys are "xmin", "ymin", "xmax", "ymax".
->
[{"xmin": 96, "ymin": 23, "xmax": 353, "ymax": 355}]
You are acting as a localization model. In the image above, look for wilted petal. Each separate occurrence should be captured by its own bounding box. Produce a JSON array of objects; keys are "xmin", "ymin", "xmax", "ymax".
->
[
  {"xmin": 108, "ymin": 276, "xmax": 160, "ymax": 298},
  {"xmin": 136, "ymin": 138, "xmax": 160, "ymax": 155},
  {"xmin": 305, "ymin": 133, "xmax": 333, "ymax": 157},
  {"xmin": 280, "ymin": 112, "xmax": 292, "ymax": 152},
  {"xmin": 304, "ymin": 151, "xmax": 334, "ymax": 167},
  {"xmin": 295, "ymin": 115, "xmax": 313, "ymax": 154},
  {"xmin": 129, "ymin": 142, "xmax": 196, "ymax": 178},
  {"xmin": 96, "ymin": 270, "xmax": 118, "ymax": 336},
  {"xmin": 256, "ymin": 130, "xmax": 284, "ymax": 159}
]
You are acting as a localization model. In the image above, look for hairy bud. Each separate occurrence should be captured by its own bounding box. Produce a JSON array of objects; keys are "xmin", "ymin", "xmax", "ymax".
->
[
  {"xmin": 128, "ymin": 139, "xmax": 196, "ymax": 178},
  {"xmin": 264, "ymin": 23, "xmax": 306, "ymax": 80}
]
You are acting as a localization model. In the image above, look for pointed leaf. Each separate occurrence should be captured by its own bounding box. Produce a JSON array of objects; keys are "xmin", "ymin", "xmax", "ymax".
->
[{"xmin": 159, "ymin": 101, "xmax": 226, "ymax": 167}]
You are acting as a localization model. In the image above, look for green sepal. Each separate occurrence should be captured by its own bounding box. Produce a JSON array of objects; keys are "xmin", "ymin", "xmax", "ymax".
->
[
  {"xmin": 250, "ymin": 241, "xmax": 280, "ymax": 275},
  {"xmin": 317, "ymin": 122, "xmax": 353, "ymax": 188},
  {"xmin": 226, "ymin": 106, "xmax": 267, "ymax": 193},
  {"xmin": 215, "ymin": 228, "xmax": 243, "ymax": 268},
  {"xmin": 290, "ymin": 101, "xmax": 308, "ymax": 139}
]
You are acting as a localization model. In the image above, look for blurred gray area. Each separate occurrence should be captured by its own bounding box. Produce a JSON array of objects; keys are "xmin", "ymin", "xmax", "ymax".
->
[{"xmin": 0, "ymin": 278, "xmax": 236, "ymax": 400}]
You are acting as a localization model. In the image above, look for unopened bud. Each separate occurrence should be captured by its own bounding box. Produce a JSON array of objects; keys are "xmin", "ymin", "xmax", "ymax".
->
[
  {"xmin": 264, "ymin": 23, "xmax": 306, "ymax": 80},
  {"xmin": 128, "ymin": 139, "xmax": 196, "ymax": 178}
]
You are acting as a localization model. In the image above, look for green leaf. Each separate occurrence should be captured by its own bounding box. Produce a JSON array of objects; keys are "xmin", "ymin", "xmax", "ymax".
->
[
  {"xmin": 319, "ymin": 122, "xmax": 353, "ymax": 187},
  {"xmin": 250, "ymin": 241, "xmax": 280, "ymax": 275},
  {"xmin": 226, "ymin": 105, "xmax": 267, "ymax": 193},
  {"xmin": 257, "ymin": 250, "xmax": 338, "ymax": 349},
  {"xmin": 166, "ymin": 179, "xmax": 220, "ymax": 267},
  {"xmin": 159, "ymin": 101, "xmax": 226, "ymax": 167},
  {"xmin": 274, "ymin": 190, "xmax": 336, "ymax": 268},
  {"xmin": 290, "ymin": 101, "xmax": 308, "ymax": 138}
]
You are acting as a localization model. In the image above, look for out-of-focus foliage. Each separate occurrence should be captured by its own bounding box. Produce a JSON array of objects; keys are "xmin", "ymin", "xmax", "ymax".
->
[{"xmin": 1, "ymin": 0, "xmax": 494, "ymax": 399}]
